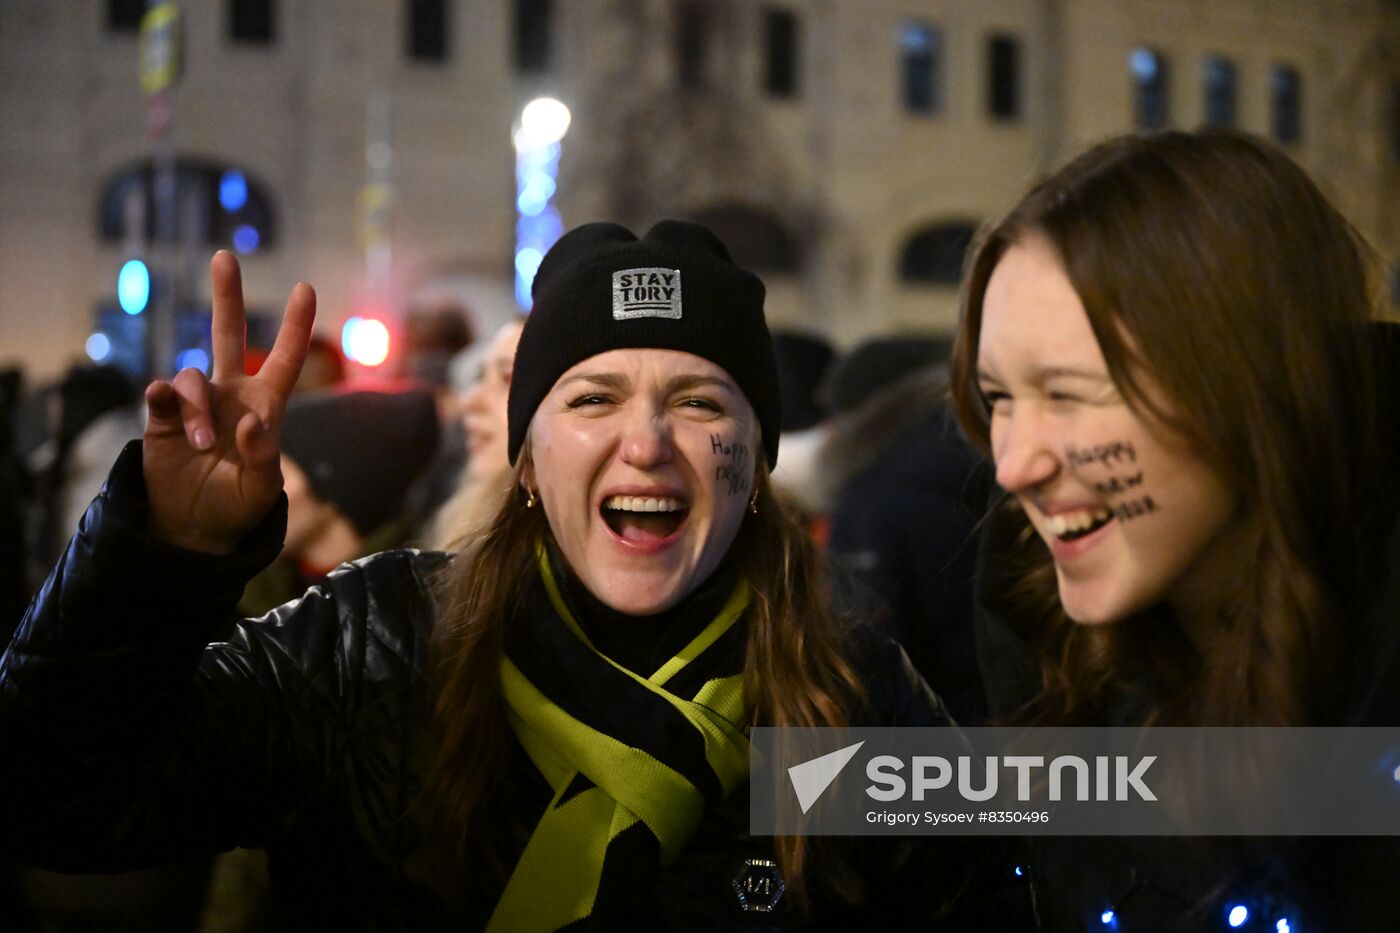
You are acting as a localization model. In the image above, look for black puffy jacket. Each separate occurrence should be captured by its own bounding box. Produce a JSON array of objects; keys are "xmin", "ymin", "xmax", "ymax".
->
[{"xmin": 0, "ymin": 442, "xmax": 1007, "ymax": 931}]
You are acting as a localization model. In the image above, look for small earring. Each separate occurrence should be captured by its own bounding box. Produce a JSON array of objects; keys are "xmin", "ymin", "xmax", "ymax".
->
[
  {"xmin": 525, "ymin": 488, "xmax": 538, "ymax": 509},
  {"xmin": 748, "ymin": 488, "xmax": 759, "ymax": 515}
]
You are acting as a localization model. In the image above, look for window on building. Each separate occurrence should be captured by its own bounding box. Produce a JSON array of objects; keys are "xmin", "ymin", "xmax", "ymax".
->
[
  {"xmin": 407, "ymin": 0, "xmax": 449, "ymax": 63},
  {"xmin": 676, "ymin": 1, "xmax": 710, "ymax": 90},
  {"xmin": 1271, "ymin": 64, "xmax": 1303, "ymax": 144},
  {"xmin": 764, "ymin": 8, "xmax": 800, "ymax": 99},
  {"xmin": 686, "ymin": 204, "xmax": 801, "ymax": 275},
  {"xmin": 1202, "ymin": 55, "xmax": 1237, "ymax": 127},
  {"xmin": 988, "ymin": 34, "xmax": 1022, "ymax": 120},
  {"xmin": 1130, "ymin": 47, "xmax": 1170, "ymax": 129},
  {"xmin": 514, "ymin": 0, "xmax": 552, "ymax": 74},
  {"xmin": 98, "ymin": 160, "xmax": 277, "ymax": 254},
  {"xmin": 1389, "ymin": 83, "xmax": 1400, "ymax": 162},
  {"xmin": 229, "ymin": 0, "xmax": 274, "ymax": 44},
  {"xmin": 900, "ymin": 21, "xmax": 943, "ymax": 115},
  {"xmin": 899, "ymin": 221, "xmax": 978, "ymax": 285},
  {"xmin": 107, "ymin": 0, "xmax": 146, "ymax": 32}
]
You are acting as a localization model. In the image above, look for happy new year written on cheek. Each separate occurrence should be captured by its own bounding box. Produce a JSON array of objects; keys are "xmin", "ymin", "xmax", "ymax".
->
[
  {"xmin": 1066, "ymin": 440, "xmax": 1158, "ymax": 522},
  {"xmin": 710, "ymin": 434, "xmax": 750, "ymax": 496}
]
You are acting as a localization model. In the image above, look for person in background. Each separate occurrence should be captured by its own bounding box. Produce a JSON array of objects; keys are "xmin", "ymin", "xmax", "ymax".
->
[
  {"xmin": 1, "ymin": 368, "xmax": 31, "ymax": 640},
  {"xmin": 11, "ymin": 368, "xmax": 210, "ymax": 933},
  {"xmin": 950, "ymin": 129, "xmax": 1400, "ymax": 930},
  {"xmin": 426, "ymin": 319, "xmax": 523, "ymax": 550},
  {"xmin": 246, "ymin": 333, "xmax": 346, "ymax": 394},
  {"xmin": 29, "ymin": 364, "xmax": 141, "ymax": 568},
  {"xmin": 767, "ymin": 330, "xmax": 835, "ymax": 520},
  {"xmin": 237, "ymin": 388, "xmax": 440, "ymax": 617},
  {"xmin": 822, "ymin": 337, "xmax": 993, "ymax": 724},
  {"xmin": 295, "ymin": 334, "xmax": 347, "ymax": 393},
  {"xmin": 403, "ymin": 298, "xmax": 474, "ymax": 389},
  {"xmin": 400, "ymin": 299, "xmax": 478, "ymax": 539}
]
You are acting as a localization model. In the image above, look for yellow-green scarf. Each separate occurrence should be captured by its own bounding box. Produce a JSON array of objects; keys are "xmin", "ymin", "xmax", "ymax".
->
[{"xmin": 488, "ymin": 548, "xmax": 751, "ymax": 931}]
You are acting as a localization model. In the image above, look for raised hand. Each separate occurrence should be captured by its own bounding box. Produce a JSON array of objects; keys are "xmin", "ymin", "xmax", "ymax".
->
[{"xmin": 143, "ymin": 251, "xmax": 316, "ymax": 554}]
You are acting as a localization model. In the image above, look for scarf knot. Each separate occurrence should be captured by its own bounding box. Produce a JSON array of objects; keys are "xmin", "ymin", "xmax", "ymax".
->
[{"xmin": 488, "ymin": 546, "xmax": 751, "ymax": 931}]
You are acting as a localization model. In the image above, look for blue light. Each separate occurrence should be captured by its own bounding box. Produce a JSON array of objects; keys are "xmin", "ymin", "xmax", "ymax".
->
[
  {"xmin": 219, "ymin": 170, "xmax": 248, "ymax": 212},
  {"xmin": 900, "ymin": 23, "xmax": 934, "ymax": 54},
  {"xmin": 1101, "ymin": 909, "xmax": 1116, "ymax": 925},
  {"xmin": 1227, "ymin": 904, "xmax": 1249, "ymax": 927},
  {"xmin": 517, "ymin": 191, "xmax": 546, "ymax": 217},
  {"xmin": 118, "ymin": 259, "xmax": 150, "ymax": 315},
  {"xmin": 1013, "ymin": 865, "xmax": 1024, "ymax": 878},
  {"xmin": 232, "ymin": 224, "xmax": 260, "ymax": 253},
  {"xmin": 517, "ymin": 175, "xmax": 557, "ymax": 216},
  {"xmin": 342, "ymin": 316, "xmax": 364, "ymax": 358},
  {"xmin": 1131, "ymin": 48, "xmax": 1159, "ymax": 81},
  {"xmin": 515, "ymin": 247, "xmax": 544, "ymax": 279},
  {"xmin": 176, "ymin": 348, "xmax": 209, "ymax": 373},
  {"xmin": 518, "ymin": 210, "xmax": 564, "ymax": 250},
  {"xmin": 1276, "ymin": 920, "xmax": 1291, "ymax": 933},
  {"xmin": 515, "ymin": 126, "xmax": 564, "ymax": 308},
  {"xmin": 85, "ymin": 333, "xmax": 111, "ymax": 363},
  {"xmin": 514, "ymin": 248, "xmax": 544, "ymax": 308},
  {"xmin": 517, "ymin": 142, "xmax": 561, "ymax": 174}
]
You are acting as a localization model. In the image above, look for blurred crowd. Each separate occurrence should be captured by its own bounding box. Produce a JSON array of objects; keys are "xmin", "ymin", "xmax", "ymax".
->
[{"xmin": 1, "ymin": 305, "xmax": 990, "ymax": 931}]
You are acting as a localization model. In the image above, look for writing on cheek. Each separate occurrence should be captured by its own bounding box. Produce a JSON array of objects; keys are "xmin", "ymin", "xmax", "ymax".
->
[
  {"xmin": 1092, "ymin": 471, "xmax": 1144, "ymax": 496},
  {"xmin": 711, "ymin": 434, "xmax": 751, "ymax": 496},
  {"xmin": 1066, "ymin": 440, "xmax": 1157, "ymax": 523},
  {"xmin": 1066, "ymin": 441, "xmax": 1136, "ymax": 469},
  {"xmin": 1113, "ymin": 495, "xmax": 1158, "ymax": 522}
]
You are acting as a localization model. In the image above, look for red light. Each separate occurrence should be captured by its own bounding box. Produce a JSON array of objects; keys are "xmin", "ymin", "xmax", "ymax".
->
[{"xmin": 342, "ymin": 316, "xmax": 391, "ymax": 367}]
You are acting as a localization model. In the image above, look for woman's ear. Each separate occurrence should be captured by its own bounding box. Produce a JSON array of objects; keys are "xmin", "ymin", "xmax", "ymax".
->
[{"xmin": 516, "ymin": 437, "xmax": 536, "ymax": 496}]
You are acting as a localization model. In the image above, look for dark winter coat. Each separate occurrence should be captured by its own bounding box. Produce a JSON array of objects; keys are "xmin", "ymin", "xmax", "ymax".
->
[
  {"xmin": 827, "ymin": 395, "xmax": 993, "ymax": 725},
  {"xmin": 0, "ymin": 442, "xmax": 999, "ymax": 932}
]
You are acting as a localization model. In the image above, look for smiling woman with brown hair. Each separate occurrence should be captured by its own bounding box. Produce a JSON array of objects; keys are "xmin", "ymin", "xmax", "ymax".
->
[
  {"xmin": 1, "ymin": 221, "xmax": 983, "ymax": 930},
  {"xmin": 949, "ymin": 129, "xmax": 1400, "ymax": 930}
]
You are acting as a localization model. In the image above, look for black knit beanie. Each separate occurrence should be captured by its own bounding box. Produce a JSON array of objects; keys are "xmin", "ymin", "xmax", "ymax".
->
[
  {"xmin": 507, "ymin": 219, "xmax": 780, "ymax": 466},
  {"xmin": 281, "ymin": 389, "xmax": 440, "ymax": 535}
]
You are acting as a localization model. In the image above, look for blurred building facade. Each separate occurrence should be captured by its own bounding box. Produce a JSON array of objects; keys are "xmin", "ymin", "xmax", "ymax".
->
[{"xmin": 3, "ymin": 0, "xmax": 1400, "ymax": 380}]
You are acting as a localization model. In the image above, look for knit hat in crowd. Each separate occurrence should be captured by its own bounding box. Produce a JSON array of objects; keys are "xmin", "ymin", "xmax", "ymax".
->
[
  {"xmin": 507, "ymin": 219, "xmax": 781, "ymax": 466},
  {"xmin": 281, "ymin": 389, "xmax": 440, "ymax": 535},
  {"xmin": 826, "ymin": 335, "xmax": 953, "ymax": 413}
]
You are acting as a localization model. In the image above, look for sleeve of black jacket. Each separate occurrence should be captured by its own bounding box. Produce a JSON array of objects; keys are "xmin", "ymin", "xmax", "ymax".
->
[{"xmin": 0, "ymin": 440, "xmax": 375, "ymax": 871}]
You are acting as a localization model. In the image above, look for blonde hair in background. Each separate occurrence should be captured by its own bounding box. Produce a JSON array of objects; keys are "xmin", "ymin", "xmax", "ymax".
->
[{"xmin": 425, "ymin": 463, "xmax": 515, "ymax": 551}]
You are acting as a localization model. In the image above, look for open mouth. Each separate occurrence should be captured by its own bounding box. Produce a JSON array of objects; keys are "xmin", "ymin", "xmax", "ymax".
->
[
  {"xmin": 1047, "ymin": 508, "xmax": 1113, "ymax": 543},
  {"xmin": 601, "ymin": 494, "xmax": 689, "ymax": 543}
]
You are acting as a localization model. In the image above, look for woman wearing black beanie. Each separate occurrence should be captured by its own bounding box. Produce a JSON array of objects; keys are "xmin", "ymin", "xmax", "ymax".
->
[{"xmin": 1, "ymin": 222, "xmax": 997, "ymax": 930}]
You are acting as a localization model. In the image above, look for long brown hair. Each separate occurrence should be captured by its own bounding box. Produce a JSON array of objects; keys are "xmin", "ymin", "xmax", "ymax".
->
[
  {"xmin": 418, "ymin": 445, "xmax": 870, "ymax": 908},
  {"xmin": 949, "ymin": 130, "xmax": 1380, "ymax": 726}
]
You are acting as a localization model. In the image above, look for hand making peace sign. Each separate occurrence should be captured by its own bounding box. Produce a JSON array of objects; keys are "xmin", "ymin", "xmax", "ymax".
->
[{"xmin": 143, "ymin": 251, "xmax": 316, "ymax": 554}]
